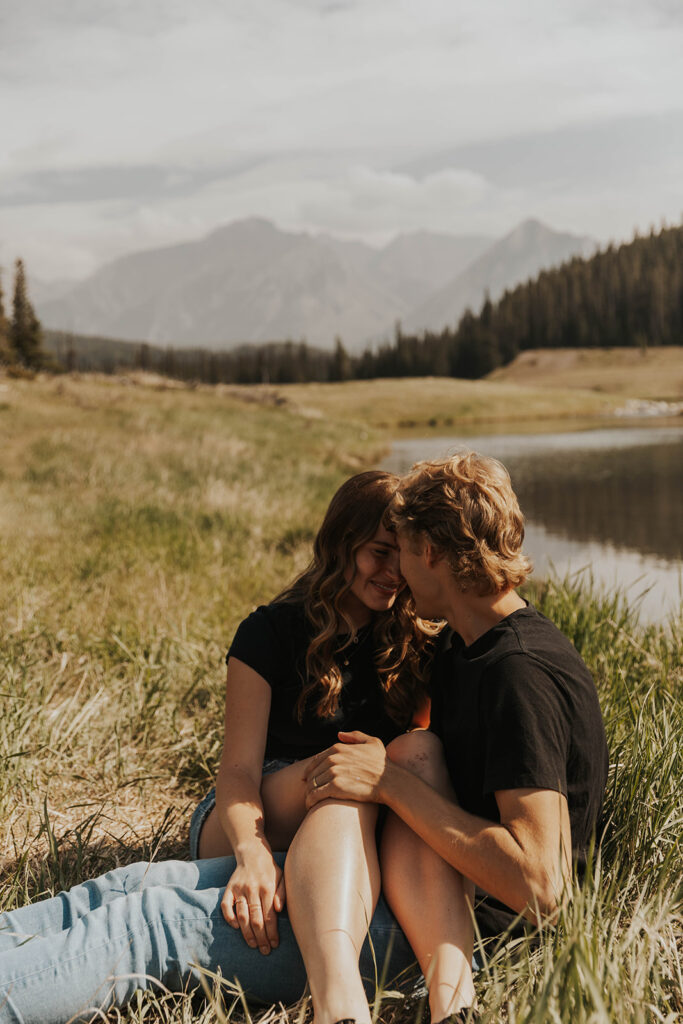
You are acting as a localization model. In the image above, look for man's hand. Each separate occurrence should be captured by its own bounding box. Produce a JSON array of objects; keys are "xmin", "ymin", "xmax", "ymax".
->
[{"xmin": 304, "ymin": 730, "xmax": 389, "ymax": 808}]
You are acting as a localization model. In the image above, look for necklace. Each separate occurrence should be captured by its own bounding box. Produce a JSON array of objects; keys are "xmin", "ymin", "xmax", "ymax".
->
[
  {"xmin": 342, "ymin": 633, "xmax": 361, "ymax": 667},
  {"xmin": 339, "ymin": 623, "xmax": 371, "ymax": 666}
]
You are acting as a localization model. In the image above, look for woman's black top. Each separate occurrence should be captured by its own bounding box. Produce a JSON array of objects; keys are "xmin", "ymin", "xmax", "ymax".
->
[{"xmin": 226, "ymin": 600, "xmax": 401, "ymax": 759}]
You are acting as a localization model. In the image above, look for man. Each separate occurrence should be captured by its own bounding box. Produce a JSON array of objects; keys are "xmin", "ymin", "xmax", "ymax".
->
[{"xmin": 305, "ymin": 452, "xmax": 609, "ymax": 1023}]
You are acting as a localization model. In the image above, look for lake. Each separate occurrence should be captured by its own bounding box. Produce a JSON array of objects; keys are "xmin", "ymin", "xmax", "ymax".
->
[{"xmin": 383, "ymin": 424, "xmax": 683, "ymax": 624}]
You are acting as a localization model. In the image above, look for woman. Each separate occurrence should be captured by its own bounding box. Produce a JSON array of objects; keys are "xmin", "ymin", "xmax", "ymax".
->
[
  {"xmin": 190, "ymin": 469, "xmax": 437, "ymax": 1019},
  {"xmin": 0, "ymin": 471, "xmax": 438, "ymax": 1024}
]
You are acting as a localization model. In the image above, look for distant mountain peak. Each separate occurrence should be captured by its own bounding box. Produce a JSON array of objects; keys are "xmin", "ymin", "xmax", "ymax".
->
[
  {"xmin": 401, "ymin": 219, "xmax": 595, "ymax": 334},
  {"xmin": 207, "ymin": 215, "xmax": 284, "ymax": 238},
  {"xmin": 35, "ymin": 216, "xmax": 593, "ymax": 351},
  {"xmin": 504, "ymin": 217, "xmax": 584, "ymax": 244},
  {"xmin": 514, "ymin": 216, "xmax": 547, "ymax": 231}
]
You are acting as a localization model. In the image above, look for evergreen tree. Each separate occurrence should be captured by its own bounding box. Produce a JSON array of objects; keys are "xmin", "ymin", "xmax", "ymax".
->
[
  {"xmin": 163, "ymin": 346, "xmax": 176, "ymax": 379},
  {"xmin": 10, "ymin": 259, "xmax": 44, "ymax": 369},
  {"xmin": 136, "ymin": 342, "xmax": 150, "ymax": 371},
  {"xmin": 65, "ymin": 335, "xmax": 77, "ymax": 373},
  {"xmin": 329, "ymin": 336, "xmax": 352, "ymax": 381},
  {"xmin": 0, "ymin": 268, "xmax": 11, "ymax": 364}
]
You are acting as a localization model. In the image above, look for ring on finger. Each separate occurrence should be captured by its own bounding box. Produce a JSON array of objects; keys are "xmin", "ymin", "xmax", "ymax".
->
[{"xmin": 313, "ymin": 775, "xmax": 319, "ymax": 789}]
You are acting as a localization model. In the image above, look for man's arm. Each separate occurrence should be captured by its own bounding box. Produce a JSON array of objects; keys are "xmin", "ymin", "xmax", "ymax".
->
[{"xmin": 305, "ymin": 731, "xmax": 572, "ymax": 923}]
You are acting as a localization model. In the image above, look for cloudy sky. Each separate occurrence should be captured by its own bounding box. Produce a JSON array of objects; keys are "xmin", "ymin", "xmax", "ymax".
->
[{"xmin": 1, "ymin": 0, "xmax": 682, "ymax": 283}]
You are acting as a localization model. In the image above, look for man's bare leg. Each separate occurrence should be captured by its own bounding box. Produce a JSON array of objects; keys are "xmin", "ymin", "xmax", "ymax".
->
[{"xmin": 381, "ymin": 731, "xmax": 476, "ymax": 1020}]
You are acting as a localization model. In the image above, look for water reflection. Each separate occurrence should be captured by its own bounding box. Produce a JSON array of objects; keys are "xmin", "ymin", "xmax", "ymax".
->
[
  {"xmin": 499, "ymin": 441, "xmax": 681, "ymax": 561},
  {"xmin": 384, "ymin": 425, "xmax": 683, "ymax": 622}
]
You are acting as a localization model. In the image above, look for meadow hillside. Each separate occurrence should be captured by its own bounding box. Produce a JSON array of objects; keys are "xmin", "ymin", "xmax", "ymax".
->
[
  {"xmin": 247, "ymin": 374, "xmax": 623, "ymax": 432},
  {"xmin": 0, "ymin": 373, "xmax": 681, "ymax": 1023},
  {"xmin": 205, "ymin": 345, "xmax": 683, "ymax": 432},
  {"xmin": 487, "ymin": 345, "xmax": 683, "ymax": 401},
  {"xmin": 0, "ymin": 373, "xmax": 383, "ymax": 848}
]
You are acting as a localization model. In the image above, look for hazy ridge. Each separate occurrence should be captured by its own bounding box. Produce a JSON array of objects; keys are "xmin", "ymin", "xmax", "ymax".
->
[{"xmin": 37, "ymin": 217, "xmax": 592, "ymax": 351}]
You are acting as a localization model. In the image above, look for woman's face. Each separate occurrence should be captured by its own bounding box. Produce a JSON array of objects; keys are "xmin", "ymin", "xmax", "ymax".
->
[{"xmin": 341, "ymin": 523, "xmax": 404, "ymax": 626}]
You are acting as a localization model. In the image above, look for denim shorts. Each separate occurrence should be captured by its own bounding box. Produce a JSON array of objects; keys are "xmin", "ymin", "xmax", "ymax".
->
[{"xmin": 189, "ymin": 756, "xmax": 297, "ymax": 860}]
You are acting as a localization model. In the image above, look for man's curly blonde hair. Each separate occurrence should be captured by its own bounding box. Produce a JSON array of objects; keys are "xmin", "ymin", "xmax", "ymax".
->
[{"xmin": 390, "ymin": 451, "xmax": 533, "ymax": 595}]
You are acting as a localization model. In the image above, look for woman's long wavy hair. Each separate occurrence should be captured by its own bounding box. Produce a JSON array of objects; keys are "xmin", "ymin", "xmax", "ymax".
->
[{"xmin": 276, "ymin": 471, "xmax": 440, "ymax": 726}]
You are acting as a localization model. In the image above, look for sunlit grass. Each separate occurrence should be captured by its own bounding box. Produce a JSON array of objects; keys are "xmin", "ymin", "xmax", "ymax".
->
[
  {"xmin": 256, "ymin": 376, "xmax": 623, "ymax": 433},
  {"xmin": 488, "ymin": 345, "xmax": 683, "ymax": 402},
  {"xmin": 0, "ymin": 374, "xmax": 383, "ymax": 865},
  {"xmin": 1, "ymin": 373, "xmax": 681, "ymax": 1022}
]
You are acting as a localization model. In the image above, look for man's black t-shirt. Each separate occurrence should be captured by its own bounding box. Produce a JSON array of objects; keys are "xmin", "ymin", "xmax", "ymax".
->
[
  {"xmin": 430, "ymin": 603, "xmax": 608, "ymax": 939},
  {"xmin": 226, "ymin": 600, "xmax": 401, "ymax": 759}
]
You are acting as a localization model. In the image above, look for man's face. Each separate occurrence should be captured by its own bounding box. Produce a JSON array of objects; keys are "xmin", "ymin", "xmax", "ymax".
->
[{"xmin": 396, "ymin": 530, "xmax": 443, "ymax": 618}]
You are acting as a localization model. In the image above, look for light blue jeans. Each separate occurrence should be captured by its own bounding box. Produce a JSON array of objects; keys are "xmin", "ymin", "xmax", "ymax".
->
[{"xmin": 0, "ymin": 854, "xmax": 419, "ymax": 1024}]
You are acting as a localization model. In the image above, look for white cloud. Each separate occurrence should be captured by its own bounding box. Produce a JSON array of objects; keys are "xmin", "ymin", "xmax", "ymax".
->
[
  {"xmin": 0, "ymin": 0, "xmax": 682, "ymax": 278},
  {"xmin": 296, "ymin": 166, "xmax": 494, "ymax": 238},
  {"xmin": 4, "ymin": 0, "xmax": 682, "ymax": 166}
]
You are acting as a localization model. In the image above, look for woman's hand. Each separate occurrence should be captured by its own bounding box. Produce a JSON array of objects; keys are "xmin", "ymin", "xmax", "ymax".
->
[
  {"xmin": 304, "ymin": 730, "xmax": 389, "ymax": 808},
  {"xmin": 221, "ymin": 845, "xmax": 286, "ymax": 955}
]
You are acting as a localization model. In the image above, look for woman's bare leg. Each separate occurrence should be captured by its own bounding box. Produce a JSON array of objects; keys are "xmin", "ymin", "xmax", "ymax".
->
[
  {"xmin": 197, "ymin": 757, "xmax": 313, "ymax": 858},
  {"xmin": 381, "ymin": 731, "xmax": 476, "ymax": 1020},
  {"xmin": 199, "ymin": 763, "xmax": 380, "ymax": 1020},
  {"xmin": 284, "ymin": 798, "xmax": 380, "ymax": 1024}
]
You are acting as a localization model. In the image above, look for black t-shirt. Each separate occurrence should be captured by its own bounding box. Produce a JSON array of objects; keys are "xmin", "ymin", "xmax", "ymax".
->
[
  {"xmin": 430, "ymin": 603, "xmax": 608, "ymax": 940},
  {"xmin": 226, "ymin": 600, "xmax": 402, "ymax": 759}
]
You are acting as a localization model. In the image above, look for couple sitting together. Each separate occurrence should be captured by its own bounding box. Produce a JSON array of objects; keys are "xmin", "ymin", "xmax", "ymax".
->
[{"xmin": 0, "ymin": 453, "xmax": 608, "ymax": 1024}]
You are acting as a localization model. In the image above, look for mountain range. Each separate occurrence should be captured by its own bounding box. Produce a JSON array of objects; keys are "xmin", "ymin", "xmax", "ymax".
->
[{"xmin": 36, "ymin": 217, "xmax": 594, "ymax": 351}]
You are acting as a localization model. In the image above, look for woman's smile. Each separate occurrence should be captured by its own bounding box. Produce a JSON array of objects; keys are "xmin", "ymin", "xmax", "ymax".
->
[
  {"xmin": 370, "ymin": 579, "xmax": 398, "ymax": 596},
  {"xmin": 341, "ymin": 523, "xmax": 404, "ymax": 625}
]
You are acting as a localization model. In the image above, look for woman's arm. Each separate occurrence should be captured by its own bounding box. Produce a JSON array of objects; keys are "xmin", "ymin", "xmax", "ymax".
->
[{"xmin": 214, "ymin": 656, "xmax": 285, "ymax": 955}]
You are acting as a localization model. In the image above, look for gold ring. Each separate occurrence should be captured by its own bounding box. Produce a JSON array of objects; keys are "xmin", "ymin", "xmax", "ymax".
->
[{"xmin": 313, "ymin": 775, "xmax": 319, "ymax": 789}]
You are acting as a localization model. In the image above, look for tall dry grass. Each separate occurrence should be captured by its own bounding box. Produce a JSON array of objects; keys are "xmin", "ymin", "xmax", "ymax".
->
[{"xmin": 1, "ymin": 373, "xmax": 681, "ymax": 1022}]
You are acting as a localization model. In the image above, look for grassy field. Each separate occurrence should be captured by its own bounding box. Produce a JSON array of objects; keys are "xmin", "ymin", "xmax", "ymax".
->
[
  {"xmin": 1, "ymin": 371, "xmax": 681, "ymax": 1022},
  {"xmin": 190, "ymin": 346, "xmax": 683, "ymax": 434},
  {"xmin": 487, "ymin": 346, "xmax": 683, "ymax": 401},
  {"xmin": 224, "ymin": 376, "xmax": 624, "ymax": 433}
]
